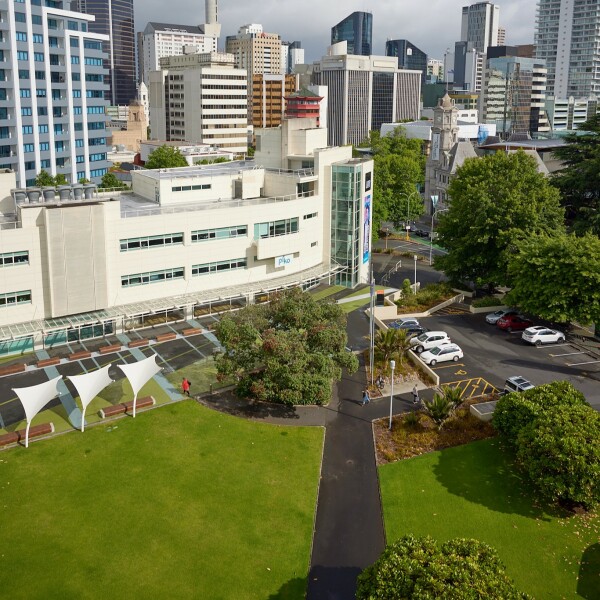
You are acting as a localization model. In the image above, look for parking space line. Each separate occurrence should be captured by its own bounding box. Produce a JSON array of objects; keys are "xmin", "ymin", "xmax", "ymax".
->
[
  {"xmin": 566, "ymin": 359, "xmax": 600, "ymax": 366},
  {"xmin": 432, "ymin": 363, "xmax": 465, "ymax": 370},
  {"xmin": 549, "ymin": 351, "xmax": 586, "ymax": 357}
]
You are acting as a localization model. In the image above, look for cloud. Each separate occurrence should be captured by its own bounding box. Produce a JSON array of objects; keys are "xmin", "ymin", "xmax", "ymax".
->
[{"xmin": 134, "ymin": 0, "xmax": 536, "ymax": 62}]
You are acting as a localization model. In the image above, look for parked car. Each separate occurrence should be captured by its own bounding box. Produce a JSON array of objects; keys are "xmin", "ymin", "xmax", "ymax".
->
[
  {"xmin": 410, "ymin": 331, "xmax": 451, "ymax": 353},
  {"xmin": 496, "ymin": 314, "xmax": 533, "ymax": 332},
  {"xmin": 485, "ymin": 309, "xmax": 520, "ymax": 325},
  {"xmin": 522, "ymin": 326, "xmax": 565, "ymax": 346},
  {"xmin": 389, "ymin": 318, "xmax": 427, "ymax": 336},
  {"xmin": 503, "ymin": 376, "xmax": 535, "ymax": 394},
  {"xmin": 414, "ymin": 229, "xmax": 429, "ymax": 238},
  {"xmin": 419, "ymin": 343, "xmax": 463, "ymax": 366}
]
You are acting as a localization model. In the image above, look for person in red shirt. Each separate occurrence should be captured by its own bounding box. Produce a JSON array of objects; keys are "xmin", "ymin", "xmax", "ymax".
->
[{"xmin": 182, "ymin": 378, "xmax": 191, "ymax": 396}]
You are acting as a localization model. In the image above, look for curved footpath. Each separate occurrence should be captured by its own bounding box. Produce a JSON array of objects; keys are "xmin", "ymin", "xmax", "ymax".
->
[{"xmin": 200, "ymin": 309, "xmax": 419, "ymax": 599}]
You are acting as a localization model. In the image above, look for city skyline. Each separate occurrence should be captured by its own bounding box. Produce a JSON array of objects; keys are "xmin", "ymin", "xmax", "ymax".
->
[{"xmin": 132, "ymin": 0, "xmax": 536, "ymax": 62}]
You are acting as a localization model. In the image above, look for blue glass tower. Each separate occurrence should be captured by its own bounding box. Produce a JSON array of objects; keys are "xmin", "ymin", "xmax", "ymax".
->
[{"xmin": 331, "ymin": 12, "xmax": 372, "ymax": 56}]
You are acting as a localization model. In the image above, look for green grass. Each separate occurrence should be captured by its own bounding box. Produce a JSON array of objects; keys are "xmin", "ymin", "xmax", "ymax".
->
[
  {"xmin": 310, "ymin": 285, "xmax": 346, "ymax": 301},
  {"xmin": 379, "ymin": 438, "xmax": 599, "ymax": 599},
  {"xmin": 165, "ymin": 356, "xmax": 232, "ymax": 395},
  {"xmin": 0, "ymin": 401, "xmax": 324, "ymax": 599}
]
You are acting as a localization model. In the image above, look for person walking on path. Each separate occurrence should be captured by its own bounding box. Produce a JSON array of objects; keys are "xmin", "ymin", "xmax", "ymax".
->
[
  {"xmin": 362, "ymin": 389, "xmax": 370, "ymax": 405},
  {"xmin": 182, "ymin": 377, "xmax": 191, "ymax": 397},
  {"xmin": 412, "ymin": 384, "xmax": 419, "ymax": 405}
]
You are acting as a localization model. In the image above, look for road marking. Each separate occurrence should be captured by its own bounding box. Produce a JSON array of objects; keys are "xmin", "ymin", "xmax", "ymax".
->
[
  {"xmin": 441, "ymin": 377, "xmax": 498, "ymax": 398},
  {"xmin": 566, "ymin": 359, "xmax": 600, "ymax": 366},
  {"xmin": 431, "ymin": 363, "xmax": 465, "ymax": 370},
  {"xmin": 455, "ymin": 369, "xmax": 467, "ymax": 375},
  {"xmin": 549, "ymin": 351, "xmax": 586, "ymax": 357}
]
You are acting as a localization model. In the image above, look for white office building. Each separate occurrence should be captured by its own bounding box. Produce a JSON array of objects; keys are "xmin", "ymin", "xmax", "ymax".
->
[
  {"xmin": 0, "ymin": 0, "xmax": 110, "ymax": 188},
  {"xmin": 461, "ymin": 1, "xmax": 499, "ymax": 53},
  {"xmin": 148, "ymin": 51, "xmax": 248, "ymax": 153},
  {"xmin": 0, "ymin": 119, "xmax": 373, "ymax": 355},
  {"xmin": 312, "ymin": 43, "xmax": 421, "ymax": 146}
]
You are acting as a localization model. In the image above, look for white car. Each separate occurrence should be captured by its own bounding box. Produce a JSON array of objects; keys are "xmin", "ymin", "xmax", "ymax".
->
[
  {"xmin": 420, "ymin": 343, "xmax": 463, "ymax": 366},
  {"xmin": 410, "ymin": 331, "xmax": 451, "ymax": 353},
  {"xmin": 522, "ymin": 326, "xmax": 565, "ymax": 346}
]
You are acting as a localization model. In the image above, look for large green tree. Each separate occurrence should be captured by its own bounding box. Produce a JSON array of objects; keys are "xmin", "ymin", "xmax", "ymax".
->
[
  {"xmin": 214, "ymin": 289, "xmax": 357, "ymax": 405},
  {"xmin": 552, "ymin": 114, "xmax": 600, "ymax": 234},
  {"xmin": 357, "ymin": 535, "xmax": 529, "ymax": 600},
  {"xmin": 144, "ymin": 145, "xmax": 188, "ymax": 169},
  {"xmin": 359, "ymin": 127, "xmax": 425, "ymax": 234},
  {"xmin": 507, "ymin": 232, "xmax": 600, "ymax": 324},
  {"xmin": 435, "ymin": 150, "xmax": 564, "ymax": 287}
]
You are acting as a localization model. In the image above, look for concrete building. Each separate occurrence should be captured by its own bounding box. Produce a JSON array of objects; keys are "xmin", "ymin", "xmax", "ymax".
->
[
  {"xmin": 427, "ymin": 58, "xmax": 444, "ymax": 84},
  {"xmin": 284, "ymin": 88, "xmax": 324, "ymax": 127},
  {"xmin": 386, "ymin": 40, "xmax": 427, "ymax": 85},
  {"xmin": 251, "ymin": 74, "xmax": 297, "ymax": 128},
  {"xmin": 148, "ymin": 52, "xmax": 248, "ymax": 154},
  {"xmin": 0, "ymin": 0, "xmax": 110, "ymax": 187},
  {"xmin": 545, "ymin": 97, "xmax": 600, "ymax": 131},
  {"xmin": 137, "ymin": 22, "xmax": 219, "ymax": 87},
  {"xmin": 140, "ymin": 141, "xmax": 234, "ymax": 165},
  {"xmin": 497, "ymin": 25, "xmax": 506, "ymax": 45},
  {"xmin": 535, "ymin": 0, "xmax": 600, "ymax": 98},
  {"xmin": 225, "ymin": 24, "xmax": 283, "ymax": 76},
  {"xmin": 107, "ymin": 100, "xmax": 147, "ymax": 152},
  {"xmin": 312, "ymin": 44, "xmax": 421, "ymax": 146},
  {"xmin": 0, "ymin": 119, "xmax": 373, "ymax": 355},
  {"xmin": 282, "ymin": 41, "xmax": 304, "ymax": 74},
  {"xmin": 331, "ymin": 11, "xmax": 372, "ymax": 56},
  {"xmin": 71, "ymin": 0, "xmax": 136, "ymax": 106}
]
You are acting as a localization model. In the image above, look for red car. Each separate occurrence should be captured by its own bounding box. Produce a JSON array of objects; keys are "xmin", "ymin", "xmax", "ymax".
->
[{"xmin": 496, "ymin": 314, "xmax": 533, "ymax": 332}]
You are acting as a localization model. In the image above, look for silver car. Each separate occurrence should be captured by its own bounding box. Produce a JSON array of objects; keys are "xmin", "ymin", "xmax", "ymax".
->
[{"xmin": 485, "ymin": 309, "xmax": 519, "ymax": 325}]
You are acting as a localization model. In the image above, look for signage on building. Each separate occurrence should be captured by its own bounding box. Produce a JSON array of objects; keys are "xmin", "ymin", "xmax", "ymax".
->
[
  {"xmin": 363, "ymin": 194, "xmax": 371, "ymax": 264},
  {"xmin": 365, "ymin": 171, "xmax": 372, "ymax": 192},
  {"xmin": 275, "ymin": 254, "xmax": 293, "ymax": 268},
  {"xmin": 431, "ymin": 132, "xmax": 441, "ymax": 161}
]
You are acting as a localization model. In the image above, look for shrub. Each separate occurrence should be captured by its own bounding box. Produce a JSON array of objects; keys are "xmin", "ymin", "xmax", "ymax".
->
[
  {"xmin": 516, "ymin": 403, "xmax": 600, "ymax": 509},
  {"xmin": 492, "ymin": 381, "xmax": 587, "ymax": 442},
  {"xmin": 472, "ymin": 296, "xmax": 507, "ymax": 308},
  {"xmin": 356, "ymin": 535, "xmax": 529, "ymax": 600},
  {"xmin": 423, "ymin": 393, "xmax": 452, "ymax": 430}
]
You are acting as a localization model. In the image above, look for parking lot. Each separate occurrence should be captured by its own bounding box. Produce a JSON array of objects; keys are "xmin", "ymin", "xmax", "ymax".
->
[{"xmin": 387, "ymin": 310, "xmax": 600, "ymax": 409}]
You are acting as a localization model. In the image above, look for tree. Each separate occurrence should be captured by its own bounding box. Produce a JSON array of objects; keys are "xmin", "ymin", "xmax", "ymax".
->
[
  {"xmin": 144, "ymin": 145, "xmax": 188, "ymax": 169},
  {"xmin": 35, "ymin": 170, "xmax": 56, "ymax": 187},
  {"xmin": 54, "ymin": 174, "xmax": 67, "ymax": 186},
  {"xmin": 506, "ymin": 232, "xmax": 600, "ymax": 325},
  {"xmin": 552, "ymin": 114, "xmax": 600, "ymax": 235},
  {"xmin": 435, "ymin": 150, "xmax": 564, "ymax": 287},
  {"xmin": 99, "ymin": 172, "xmax": 127, "ymax": 190},
  {"xmin": 356, "ymin": 535, "xmax": 529, "ymax": 600},
  {"xmin": 214, "ymin": 289, "xmax": 357, "ymax": 405},
  {"xmin": 374, "ymin": 328, "xmax": 412, "ymax": 367},
  {"xmin": 422, "ymin": 393, "xmax": 453, "ymax": 430}
]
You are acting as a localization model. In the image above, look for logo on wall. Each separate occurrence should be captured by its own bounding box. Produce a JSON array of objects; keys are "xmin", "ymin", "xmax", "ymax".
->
[
  {"xmin": 275, "ymin": 254, "xmax": 293, "ymax": 268},
  {"xmin": 363, "ymin": 195, "xmax": 371, "ymax": 264},
  {"xmin": 365, "ymin": 171, "xmax": 372, "ymax": 192}
]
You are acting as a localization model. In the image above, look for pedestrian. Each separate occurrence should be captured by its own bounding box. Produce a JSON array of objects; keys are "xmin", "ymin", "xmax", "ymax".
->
[
  {"xmin": 362, "ymin": 389, "xmax": 370, "ymax": 405},
  {"xmin": 182, "ymin": 377, "xmax": 191, "ymax": 397},
  {"xmin": 412, "ymin": 384, "xmax": 419, "ymax": 405}
]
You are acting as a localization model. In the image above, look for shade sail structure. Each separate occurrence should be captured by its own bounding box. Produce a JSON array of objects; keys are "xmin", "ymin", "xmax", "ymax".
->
[
  {"xmin": 67, "ymin": 365, "xmax": 113, "ymax": 432},
  {"xmin": 118, "ymin": 354, "xmax": 161, "ymax": 417},
  {"xmin": 13, "ymin": 375, "xmax": 62, "ymax": 447}
]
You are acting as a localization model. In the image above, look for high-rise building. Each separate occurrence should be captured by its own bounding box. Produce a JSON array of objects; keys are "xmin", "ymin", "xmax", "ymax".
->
[
  {"xmin": 0, "ymin": 0, "xmax": 110, "ymax": 187},
  {"xmin": 535, "ymin": 0, "xmax": 600, "ymax": 98},
  {"xmin": 72, "ymin": 0, "xmax": 136, "ymax": 105},
  {"xmin": 386, "ymin": 40, "xmax": 427, "ymax": 85},
  {"xmin": 251, "ymin": 74, "xmax": 297, "ymax": 128},
  {"xmin": 149, "ymin": 52, "xmax": 248, "ymax": 153},
  {"xmin": 226, "ymin": 24, "xmax": 283, "ymax": 76},
  {"xmin": 313, "ymin": 46, "xmax": 421, "ymax": 146},
  {"xmin": 497, "ymin": 25, "xmax": 506, "ymax": 45},
  {"xmin": 461, "ymin": 1, "xmax": 499, "ymax": 53},
  {"xmin": 282, "ymin": 41, "xmax": 304, "ymax": 74},
  {"xmin": 331, "ymin": 12, "xmax": 372, "ymax": 56},
  {"xmin": 427, "ymin": 59, "xmax": 444, "ymax": 84},
  {"xmin": 284, "ymin": 88, "xmax": 324, "ymax": 126}
]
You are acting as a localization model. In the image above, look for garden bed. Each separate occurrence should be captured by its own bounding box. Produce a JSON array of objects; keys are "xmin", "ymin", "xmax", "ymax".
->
[{"xmin": 395, "ymin": 283, "xmax": 457, "ymax": 314}]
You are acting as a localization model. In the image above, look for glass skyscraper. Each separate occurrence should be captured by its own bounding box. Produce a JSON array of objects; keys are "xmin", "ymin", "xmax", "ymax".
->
[
  {"xmin": 385, "ymin": 40, "xmax": 428, "ymax": 84},
  {"xmin": 72, "ymin": 0, "xmax": 136, "ymax": 105},
  {"xmin": 331, "ymin": 12, "xmax": 372, "ymax": 56}
]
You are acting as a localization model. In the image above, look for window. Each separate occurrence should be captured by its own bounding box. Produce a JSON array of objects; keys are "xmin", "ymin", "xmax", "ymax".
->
[
  {"xmin": 33, "ymin": 34, "xmax": 43, "ymax": 44},
  {"xmin": 54, "ymin": 124, "xmax": 63, "ymax": 135},
  {"xmin": 34, "ymin": 53, "xmax": 44, "ymax": 62},
  {"xmin": 39, "ymin": 142, "xmax": 49, "ymax": 151},
  {"xmin": 304, "ymin": 212, "xmax": 318, "ymax": 220},
  {"xmin": 40, "ymin": 159, "xmax": 50, "ymax": 168},
  {"xmin": 15, "ymin": 12, "xmax": 26, "ymax": 23},
  {"xmin": 21, "ymin": 107, "xmax": 32, "ymax": 116},
  {"xmin": 18, "ymin": 69, "xmax": 29, "ymax": 79},
  {"xmin": 35, "ymin": 70, "xmax": 45, "ymax": 80},
  {"xmin": 22, "ymin": 126, "xmax": 33, "ymax": 134},
  {"xmin": 191, "ymin": 225, "xmax": 247, "ymax": 242},
  {"xmin": 67, "ymin": 21, "xmax": 78, "ymax": 31},
  {"xmin": 72, "ymin": 89, "xmax": 81, "ymax": 98},
  {"xmin": 73, "ymin": 106, "xmax": 82, "ymax": 115},
  {"xmin": 47, "ymin": 18, "xmax": 58, "ymax": 30},
  {"xmin": 88, "ymin": 122, "xmax": 105, "ymax": 130},
  {"xmin": 84, "ymin": 57, "xmax": 103, "ymax": 66},
  {"xmin": 89, "ymin": 152, "xmax": 106, "ymax": 162},
  {"xmin": 75, "ymin": 138, "xmax": 84, "ymax": 147},
  {"xmin": 55, "ymin": 141, "xmax": 64, "ymax": 152},
  {"xmin": 192, "ymin": 258, "xmax": 247, "ymax": 276},
  {"xmin": 24, "ymin": 144, "xmax": 34, "ymax": 153},
  {"xmin": 83, "ymin": 40, "xmax": 101, "ymax": 50},
  {"xmin": 253, "ymin": 218, "xmax": 299, "ymax": 239},
  {"xmin": 88, "ymin": 137, "xmax": 105, "ymax": 146},
  {"xmin": 71, "ymin": 56, "xmax": 80, "ymax": 64},
  {"xmin": 90, "ymin": 168, "xmax": 107, "ymax": 178},
  {"xmin": 16, "ymin": 32, "xmax": 27, "ymax": 42},
  {"xmin": 0, "ymin": 290, "xmax": 32, "ymax": 306},
  {"xmin": 25, "ymin": 161, "xmax": 35, "ymax": 170},
  {"xmin": 17, "ymin": 51, "xmax": 29, "ymax": 61},
  {"xmin": 20, "ymin": 88, "xmax": 31, "ymax": 98},
  {"xmin": 48, "ymin": 37, "xmax": 59, "ymax": 48},
  {"xmin": 0, "ymin": 127, "xmax": 9, "ymax": 139},
  {"xmin": 120, "ymin": 233, "xmax": 184, "ymax": 252},
  {"xmin": 76, "ymin": 155, "xmax": 84, "ymax": 163},
  {"xmin": 87, "ymin": 106, "xmax": 104, "ymax": 114},
  {"xmin": 38, "ymin": 107, "xmax": 48, "ymax": 116},
  {"xmin": 0, "ymin": 251, "xmax": 29, "ymax": 267},
  {"xmin": 36, "ymin": 89, "xmax": 47, "ymax": 97},
  {"xmin": 39, "ymin": 124, "xmax": 49, "ymax": 133},
  {"xmin": 32, "ymin": 15, "xmax": 42, "ymax": 25},
  {"xmin": 171, "ymin": 183, "xmax": 211, "ymax": 192},
  {"xmin": 121, "ymin": 267, "xmax": 185, "ymax": 287}
]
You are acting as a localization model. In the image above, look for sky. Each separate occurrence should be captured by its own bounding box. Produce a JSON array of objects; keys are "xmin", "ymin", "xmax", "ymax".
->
[{"xmin": 133, "ymin": 0, "xmax": 537, "ymax": 62}]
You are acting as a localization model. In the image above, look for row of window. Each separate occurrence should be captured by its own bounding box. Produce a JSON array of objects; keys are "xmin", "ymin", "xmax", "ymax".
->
[
  {"xmin": 191, "ymin": 225, "xmax": 247, "ymax": 242},
  {"xmin": 0, "ymin": 290, "xmax": 31, "ymax": 307},
  {"xmin": 120, "ymin": 233, "xmax": 184, "ymax": 252},
  {"xmin": 254, "ymin": 218, "xmax": 299, "ymax": 239},
  {"xmin": 0, "ymin": 251, "xmax": 28, "ymax": 267},
  {"xmin": 121, "ymin": 267, "xmax": 184, "ymax": 288},
  {"xmin": 171, "ymin": 184, "xmax": 211, "ymax": 192},
  {"xmin": 192, "ymin": 258, "xmax": 247, "ymax": 276}
]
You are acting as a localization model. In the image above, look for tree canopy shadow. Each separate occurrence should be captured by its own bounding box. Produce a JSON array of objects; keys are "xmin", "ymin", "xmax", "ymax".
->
[
  {"xmin": 266, "ymin": 576, "xmax": 307, "ymax": 599},
  {"xmin": 577, "ymin": 542, "xmax": 600, "ymax": 599}
]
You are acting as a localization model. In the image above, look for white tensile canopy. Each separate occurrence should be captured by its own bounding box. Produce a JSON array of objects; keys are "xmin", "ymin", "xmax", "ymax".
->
[
  {"xmin": 118, "ymin": 354, "xmax": 161, "ymax": 417},
  {"xmin": 67, "ymin": 365, "xmax": 113, "ymax": 432},
  {"xmin": 13, "ymin": 375, "xmax": 62, "ymax": 448}
]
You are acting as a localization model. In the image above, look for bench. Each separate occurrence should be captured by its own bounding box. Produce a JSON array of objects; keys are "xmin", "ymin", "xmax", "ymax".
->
[
  {"xmin": 99, "ymin": 344, "xmax": 122, "ymax": 355},
  {"xmin": 182, "ymin": 327, "xmax": 202, "ymax": 337},
  {"xmin": 0, "ymin": 363, "xmax": 27, "ymax": 377},
  {"xmin": 0, "ymin": 422, "xmax": 55, "ymax": 447},
  {"xmin": 98, "ymin": 396, "xmax": 156, "ymax": 419},
  {"xmin": 128, "ymin": 339, "xmax": 149, "ymax": 348},
  {"xmin": 37, "ymin": 357, "xmax": 61, "ymax": 368},
  {"xmin": 69, "ymin": 351, "xmax": 91, "ymax": 361},
  {"xmin": 156, "ymin": 333, "xmax": 177, "ymax": 343},
  {"xmin": 0, "ymin": 432, "xmax": 20, "ymax": 448}
]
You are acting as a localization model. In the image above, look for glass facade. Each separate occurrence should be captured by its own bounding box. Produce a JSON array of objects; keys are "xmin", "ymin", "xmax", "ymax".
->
[
  {"xmin": 73, "ymin": 0, "xmax": 136, "ymax": 104},
  {"xmin": 385, "ymin": 39, "xmax": 427, "ymax": 83},
  {"xmin": 371, "ymin": 72, "xmax": 395, "ymax": 133},
  {"xmin": 331, "ymin": 165, "xmax": 362, "ymax": 287},
  {"xmin": 331, "ymin": 11, "xmax": 372, "ymax": 56}
]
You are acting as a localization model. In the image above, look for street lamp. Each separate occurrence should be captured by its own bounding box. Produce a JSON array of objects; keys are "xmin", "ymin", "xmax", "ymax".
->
[
  {"xmin": 389, "ymin": 359, "xmax": 396, "ymax": 430},
  {"xmin": 429, "ymin": 207, "xmax": 449, "ymax": 266},
  {"xmin": 399, "ymin": 190, "xmax": 422, "ymax": 241},
  {"xmin": 413, "ymin": 254, "xmax": 418, "ymax": 286}
]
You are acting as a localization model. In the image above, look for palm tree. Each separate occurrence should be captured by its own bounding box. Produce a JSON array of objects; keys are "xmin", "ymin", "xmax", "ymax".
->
[
  {"xmin": 441, "ymin": 385, "xmax": 464, "ymax": 410},
  {"xmin": 423, "ymin": 393, "xmax": 453, "ymax": 430},
  {"xmin": 393, "ymin": 328, "xmax": 413, "ymax": 366},
  {"xmin": 374, "ymin": 328, "xmax": 413, "ymax": 367}
]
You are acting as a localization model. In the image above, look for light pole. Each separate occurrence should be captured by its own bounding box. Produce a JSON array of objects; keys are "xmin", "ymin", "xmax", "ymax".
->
[
  {"xmin": 369, "ymin": 276, "xmax": 375, "ymax": 386},
  {"xmin": 399, "ymin": 190, "xmax": 421, "ymax": 241},
  {"xmin": 413, "ymin": 254, "xmax": 418, "ymax": 286},
  {"xmin": 429, "ymin": 207, "xmax": 449, "ymax": 266},
  {"xmin": 389, "ymin": 359, "xmax": 396, "ymax": 430}
]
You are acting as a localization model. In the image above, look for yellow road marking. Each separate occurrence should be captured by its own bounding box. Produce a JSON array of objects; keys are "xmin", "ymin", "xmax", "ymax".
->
[
  {"xmin": 455, "ymin": 369, "xmax": 467, "ymax": 375},
  {"xmin": 432, "ymin": 363, "xmax": 465, "ymax": 370},
  {"xmin": 441, "ymin": 377, "xmax": 499, "ymax": 398}
]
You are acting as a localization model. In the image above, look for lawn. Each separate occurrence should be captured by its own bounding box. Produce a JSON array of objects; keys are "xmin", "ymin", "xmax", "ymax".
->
[
  {"xmin": 0, "ymin": 401, "xmax": 324, "ymax": 599},
  {"xmin": 379, "ymin": 438, "xmax": 599, "ymax": 600}
]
